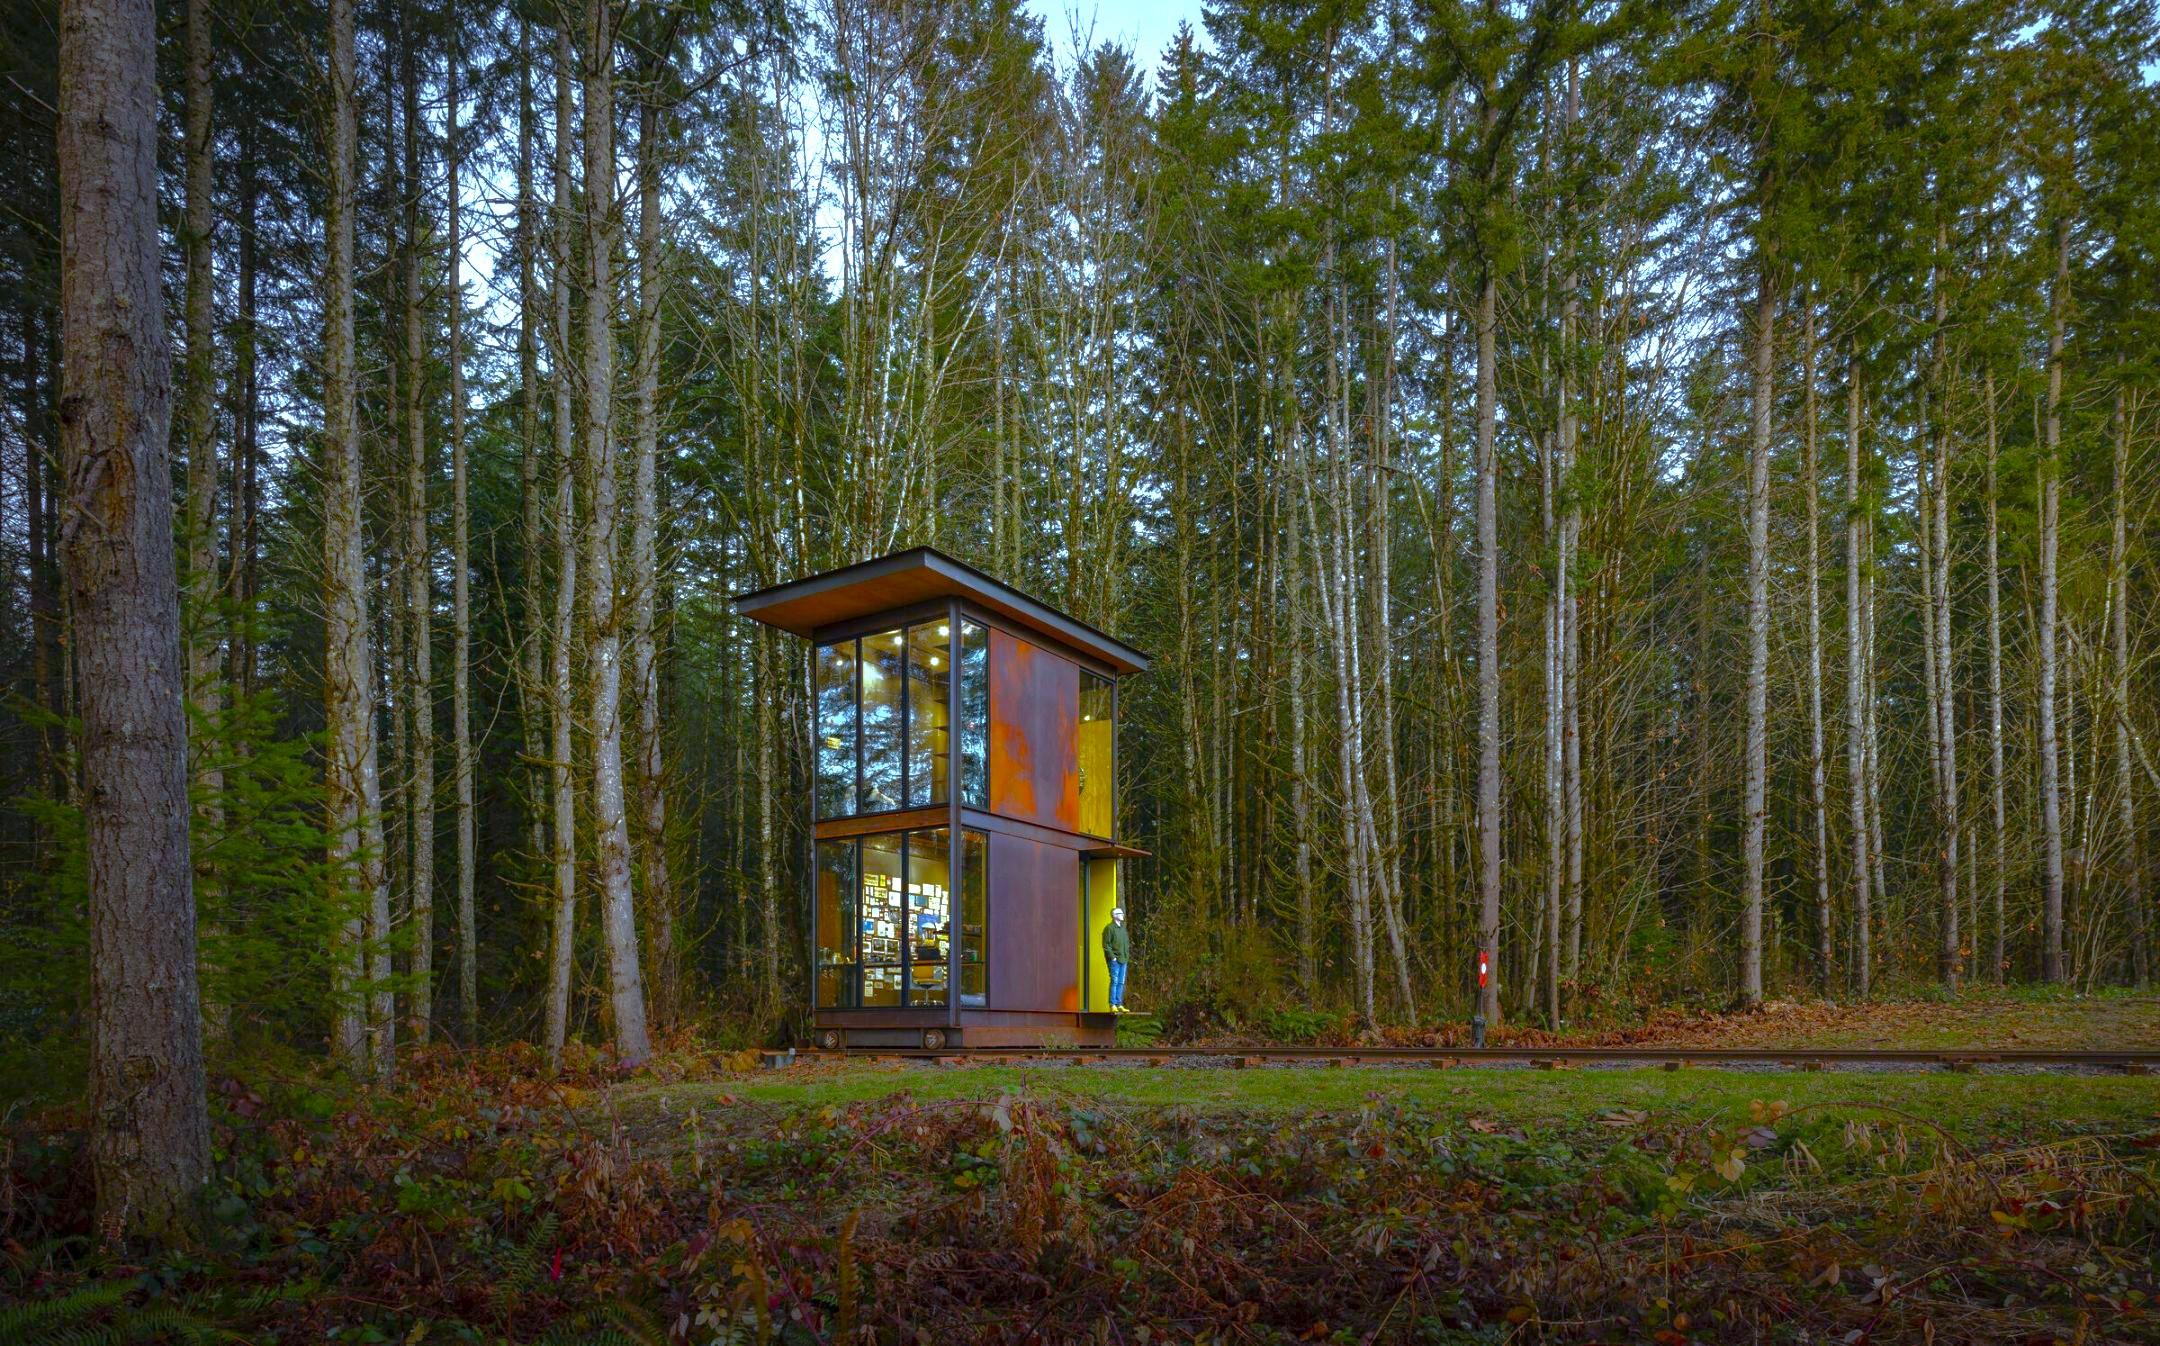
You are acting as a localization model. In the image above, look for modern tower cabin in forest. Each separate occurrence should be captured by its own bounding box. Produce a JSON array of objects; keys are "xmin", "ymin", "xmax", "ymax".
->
[{"xmin": 735, "ymin": 548, "xmax": 1150, "ymax": 1049}]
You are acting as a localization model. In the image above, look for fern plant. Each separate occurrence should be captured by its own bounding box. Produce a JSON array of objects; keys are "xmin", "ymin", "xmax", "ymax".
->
[
  {"xmin": 533, "ymin": 1302, "xmax": 669, "ymax": 1346},
  {"xmin": 492, "ymin": 1210, "xmax": 561, "ymax": 1322},
  {"xmin": 0, "ymin": 1279, "xmax": 219, "ymax": 1345}
]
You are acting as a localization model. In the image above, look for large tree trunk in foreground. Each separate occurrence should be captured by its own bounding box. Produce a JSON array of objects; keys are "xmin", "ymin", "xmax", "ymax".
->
[
  {"xmin": 580, "ymin": 0, "xmax": 652, "ymax": 1066},
  {"xmin": 59, "ymin": 0, "xmax": 210, "ymax": 1238}
]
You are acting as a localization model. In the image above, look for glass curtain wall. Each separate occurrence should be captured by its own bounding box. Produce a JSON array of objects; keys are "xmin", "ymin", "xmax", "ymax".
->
[
  {"xmin": 860, "ymin": 833, "xmax": 905, "ymax": 1005},
  {"xmin": 814, "ymin": 839, "xmax": 859, "ymax": 1007},
  {"xmin": 959, "ymin": 620, "xmax": 989, "ymax": 807},
  {"xmin": 907, "ymin": 623, "xmax": 952, "ymax": 807},
  {"xmin": 906, "ymin": 831, "xmax": 951, "ymax": 1006},
  {"xmin": 813, "ymin": 613, "xmax": 957, "ymax": 820},
  {"xmin": 860, "ymin": 629, "xmax": 906, "ymax": 811},
  {"xmin": 814, "ymin": 642, "xmax": 857, "ymax": 817},
  {"xmin": 813, "ymin": 827, "xmax": 981, "ymax": 1009}
]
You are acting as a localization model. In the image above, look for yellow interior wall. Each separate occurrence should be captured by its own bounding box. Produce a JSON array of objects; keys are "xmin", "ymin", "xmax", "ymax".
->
[
  {"xmin": 1077, "ymin": 718, "xmax": 1113, "ymax": 837},
  {"xmin": 1081, "ymin": 858, "xmax": 1118, "ymax": 1012}
]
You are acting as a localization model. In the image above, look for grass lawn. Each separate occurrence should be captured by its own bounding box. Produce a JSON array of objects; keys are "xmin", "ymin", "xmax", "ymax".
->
[{"xmin": 633, "ymin": 1055, "xmax": 2160, "ymax": 1137}]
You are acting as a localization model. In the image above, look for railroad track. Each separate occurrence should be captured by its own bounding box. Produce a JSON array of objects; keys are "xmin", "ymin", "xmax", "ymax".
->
[{"xmin": 826, "ymin": 1044, "xmax": 2159, "ymax": 1073}]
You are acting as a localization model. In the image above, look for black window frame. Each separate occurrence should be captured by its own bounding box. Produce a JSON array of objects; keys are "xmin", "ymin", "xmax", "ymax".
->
[
  {"xmin": 811, "ymin": 603, "xmax": 958, "ymax": 826},
  {"xmin": 813, "ymin": 825, "xmax": 976, "ymax": 1010}
]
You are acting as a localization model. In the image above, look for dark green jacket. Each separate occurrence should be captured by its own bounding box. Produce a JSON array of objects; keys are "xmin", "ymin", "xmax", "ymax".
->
[{"xmin": 1102, "ymin": 921, "xmax": 1130, "ymax": 963}]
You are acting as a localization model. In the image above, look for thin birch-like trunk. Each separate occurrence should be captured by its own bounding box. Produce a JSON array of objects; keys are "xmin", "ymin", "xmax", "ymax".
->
[
  {"xmin": 1741, "ymin": 263, "xmax": 1772, "ymax": 1005},
  {"xmin": 2065, "ymin": 651, "xmax": 2081, "ymax": 978},
  {"xmin": 1284, "ymin": 436, "xmax": 1316, "ymax": 997},
  {"xmin": 1560, "ymin": 58, "xmax": 1584, "ymax": 984},
  {"xmin": 1985, "ymin": 369, "xmax": 2007, "ymax": 982},
  {"xmin": 2112, "ymin": 386, "xmax": 2149, "ymax": 987},
  {"xmin": 581, "ymin": 0, "xmax": 653, "ymax": 1065},
  {"xmin": 1371, "ymin": 148, "xmax": 1410, "ymax": 1002},
  {"xmin": 1539, "ymin": 85, "xmax": 1562, "ymax": 1026},
  {"xmin": 1543, "ymin": 433, "xmax": 1561, "ymax": 1024},
  {"xmin": 1918, "ymin": 388, "xmax": 1942, "ymax": 870},
  {"xmin": 516, "ymin": 21, "xmax": 547, "ymax": 873},
  {"xmin": 1866, "ymin": 550, "xmax": 1889, "ymax": 931},
  {"xmin": 1801, "ymin": 305, "xmax": 1832, "ymax": 988},
  {"xmin": 1930, "ymin": 245, "xmax": 1960, "ymax": 990},
  {"xmin": 321, "ymin": 0, "xmax": 388, "ymax": 1076},
  {"xmin": 543, "ymin": 29, "xmax": 580, "ymax": 1068},
  {"xmin": 1299, "ymin": 361, "xmax": 1375, "ymax": 1022},
  {"xmin": 1845, "ymin": 349, "xmax": 1872, "ymax": 995},
  {"xmin": 1475, "ymin": 232, "xmax": 1503, "ymax": 1027},
  {"xmin": 630, "ymin": 93, "xmax": 676, "ymax": 1029},
  {"xmin": 400, "ymin": 9, "xmax": 434, "ymax": 1044},
  {"xmin": 758, "ymin": 631, "xmax": 781, "ymax": 1006},
  {"xmin": 2039, "ymin": 217, "xmax": 2066, "ymax": 983},
  {"xmin": 447, "ymin": 38, "xmax": 476, "ymax": 1038}
]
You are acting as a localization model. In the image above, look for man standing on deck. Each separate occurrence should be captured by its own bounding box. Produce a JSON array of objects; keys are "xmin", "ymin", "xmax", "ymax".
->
[{"xmin": 1103, "ymin": 907, "xmax": 1131, "ymax": 1013}]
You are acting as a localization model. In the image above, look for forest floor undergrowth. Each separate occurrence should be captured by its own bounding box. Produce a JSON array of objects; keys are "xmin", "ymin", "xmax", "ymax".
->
[{"xmin": 5, "ymin": 994, "xmax": 2158, "ymax": 1344}]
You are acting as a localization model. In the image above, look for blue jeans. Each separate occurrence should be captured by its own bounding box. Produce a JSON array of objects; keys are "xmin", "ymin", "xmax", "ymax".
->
[{"xmin": 1108, "ymin": 959, "xmax": 1127, "ymax": 1008}]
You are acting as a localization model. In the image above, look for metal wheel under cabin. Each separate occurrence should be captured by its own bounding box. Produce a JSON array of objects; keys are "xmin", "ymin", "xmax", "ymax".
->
[{"xmin": 735, "ymin": 548, "xmax": 1151, "ymax": 1051}]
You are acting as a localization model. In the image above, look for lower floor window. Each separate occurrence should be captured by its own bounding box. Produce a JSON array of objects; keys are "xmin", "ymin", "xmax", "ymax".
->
[{"xmin": 816, "ymin": 827, "xmax": 985, "ymax": 1009}]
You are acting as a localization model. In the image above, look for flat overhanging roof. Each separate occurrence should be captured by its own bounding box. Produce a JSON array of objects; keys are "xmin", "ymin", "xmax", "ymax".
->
[{"xmin": 732, "ymin": 546, "xmax": 1152, "ymax": 676}]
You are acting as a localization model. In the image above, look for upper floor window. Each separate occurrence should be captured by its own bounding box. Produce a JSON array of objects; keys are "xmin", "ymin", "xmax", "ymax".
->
[
  {"xmin": 815, "ymin": 618, "xmax": 953, "ymax": 818},
  {"xmin": 814, "ymin": 642, "xmax": 857, "ymax": 817},
  {"xmin": 959, "ymin": 620, "xmax": 989, "ymax": 808}
]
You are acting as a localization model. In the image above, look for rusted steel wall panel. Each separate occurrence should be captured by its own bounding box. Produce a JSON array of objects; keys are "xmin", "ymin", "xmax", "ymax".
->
[
  {"xmin": 987, "ymin": 831, "xmax": 1080, "ymax": 1012},
  {"xmin": 989, "ymin": 628, "xmax": 1080, "ymax": 831}
]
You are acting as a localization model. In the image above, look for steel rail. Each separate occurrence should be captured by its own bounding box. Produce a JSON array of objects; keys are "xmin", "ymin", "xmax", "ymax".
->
[{"xmin": 828, "ymin": 1044, "xmax": 2160, "ymax": 1069}]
